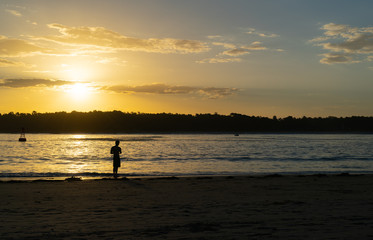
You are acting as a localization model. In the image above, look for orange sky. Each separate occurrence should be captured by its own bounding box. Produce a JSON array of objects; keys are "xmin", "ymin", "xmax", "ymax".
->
[{"xmin": 1, "ymin": 0, "xmax": 373, "ymax": 117}]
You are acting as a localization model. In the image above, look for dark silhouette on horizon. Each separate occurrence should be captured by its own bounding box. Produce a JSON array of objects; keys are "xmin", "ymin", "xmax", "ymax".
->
[
  {"xmin": 110, "ymin": 140, "xmax": 122, "ymax": 178},
  {"xmin": 18, "ymin": 127, "xmax": 26, "ymax": 142},
  {"xmin": 1, "ymin": 111, "xmax": 373, "ymax": 133}
]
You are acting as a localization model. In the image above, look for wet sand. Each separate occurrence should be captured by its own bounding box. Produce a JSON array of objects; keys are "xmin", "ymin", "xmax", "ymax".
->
[{"xmin": 1, "ymin": 174, "xmax": 373, "ymax": 239}]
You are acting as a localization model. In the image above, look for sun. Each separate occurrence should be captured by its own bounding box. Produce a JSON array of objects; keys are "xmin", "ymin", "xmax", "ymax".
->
[{"xmin": 66, "ymin": 83, "xmax": 92, "ymax": 100}]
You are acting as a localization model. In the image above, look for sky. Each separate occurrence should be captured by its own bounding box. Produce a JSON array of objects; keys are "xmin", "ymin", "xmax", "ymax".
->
[{"xmin": 0, "ymin": 0, "xmax": 372, "ymax": 117}]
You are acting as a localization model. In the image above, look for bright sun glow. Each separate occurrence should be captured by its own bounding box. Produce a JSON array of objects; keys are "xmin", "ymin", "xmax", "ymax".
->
[
  {"xmin": 66, "ymin": 83, "xmax": 92, "ymax": 100},
  {"xmin": 61, "ymin": 64, "xmax": 93, "ymax": 81}
]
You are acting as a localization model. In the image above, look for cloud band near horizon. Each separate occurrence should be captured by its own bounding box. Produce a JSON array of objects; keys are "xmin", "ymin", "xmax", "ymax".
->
[{"xmin": 0, "ymin": 79, "xmax": 237, "ymax": 99}]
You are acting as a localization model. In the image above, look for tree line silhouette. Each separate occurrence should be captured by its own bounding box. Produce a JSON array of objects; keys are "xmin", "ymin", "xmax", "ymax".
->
[{"xmin": 0, "ymin": 111, "xmax": 372, "ymax": 133}]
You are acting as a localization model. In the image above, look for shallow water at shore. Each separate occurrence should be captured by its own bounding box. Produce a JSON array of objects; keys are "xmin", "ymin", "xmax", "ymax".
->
[{"xmin": 1, "ymin": 134, "xmax": 373, "ymax": 179}]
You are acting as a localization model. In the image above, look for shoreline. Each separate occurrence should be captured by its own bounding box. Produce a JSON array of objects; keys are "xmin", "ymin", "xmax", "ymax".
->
[{"xmin": 0, "ymin": 172, "xmax": 368, "ymax": 183}]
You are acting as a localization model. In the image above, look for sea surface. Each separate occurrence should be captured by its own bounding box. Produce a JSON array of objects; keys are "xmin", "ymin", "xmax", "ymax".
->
[{"xmin": 0, "ymin": 134, "xmax": 373, "ymax": 180}]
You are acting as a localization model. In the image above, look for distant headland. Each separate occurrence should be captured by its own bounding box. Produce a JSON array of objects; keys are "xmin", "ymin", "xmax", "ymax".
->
[{"xmin": 0, "ymin": 111, "xmax": 372, "ymax": 133}]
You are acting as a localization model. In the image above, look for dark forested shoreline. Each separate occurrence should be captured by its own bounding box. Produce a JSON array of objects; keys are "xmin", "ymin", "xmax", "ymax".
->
[{"xmin": 0, "ymin": 111, "xmax": 373, "ymax": 133}]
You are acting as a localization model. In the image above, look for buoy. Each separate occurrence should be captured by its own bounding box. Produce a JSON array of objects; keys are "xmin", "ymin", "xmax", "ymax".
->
[{"xmin": 19, "ymin": 127, "xmax": 27, "ymax": 142}]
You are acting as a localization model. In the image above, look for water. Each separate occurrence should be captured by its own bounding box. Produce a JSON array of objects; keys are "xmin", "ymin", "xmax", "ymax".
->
[{"xmin": 0, "ymin": 134, "xmax": 373, "ymax": 179}]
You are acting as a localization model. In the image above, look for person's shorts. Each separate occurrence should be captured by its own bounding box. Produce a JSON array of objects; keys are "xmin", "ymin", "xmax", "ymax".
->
[{"xmin": 113, "ymin": 158, "xmax": 121, "ymax": 168}]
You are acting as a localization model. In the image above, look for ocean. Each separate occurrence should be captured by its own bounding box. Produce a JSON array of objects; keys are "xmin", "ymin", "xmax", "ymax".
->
[{"xmin": 0, "ymin": 133, "xmax": 373, "ymax": 180}]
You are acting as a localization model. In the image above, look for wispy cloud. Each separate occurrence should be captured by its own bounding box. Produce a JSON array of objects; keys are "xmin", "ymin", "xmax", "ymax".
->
[
  {"xmin": 0, "ymin": 78, "xmax": 237, "ymax": 99},
  {"xmin": 212, "ymin": 42, "xmax": 236, "ymax": 49},
  {"xmin": 26, "ymin": 20, "xmax": 38, "ymax": 25},
  {"xmin": 34, "ymin": 23, "xmax": 209, "ymax": 54},
  {"xmin": 104, "ymin": 83, "xmax": 238, "ymax": 99},
  {"xmin": 246, "ymin": 28, "xmax": 279, "ymax": 38},
  {"xmin": 0, "ymin": 58, "xmax": 26, "ymax": 67},
  {"xmin": 196, "ymin": 57, "xmax": 242, "ymax": 64},
  {"xmin": 200, "ymin": 29, "xmax": 280, "ymax": 64},
  {"xmin": 6, "ymin": 9, "xmax": 22, "ymax": 17},
  {"xmin": 0, "ymin": 36, "xmax": 53, "ymax": 57},
  {"xmin": 207, "ymin": 35, "xmax": 223, "ymax": 39},
  {"xmin": 311, "ymin": 23, "xmax": 373, "ymax": 64},
  {"xmin": 243, "ymin": 41, "xmax": 268, "ymax": 51},
  {"xmin": 220, "ymin": 41, "xmax": 268, "ymax": 56},
  {"xmin": 319, "ymin": 53, "xmax": 359, "ymax": 64},
  {"xmin": 221, "ymin": 48, "xmax": 250, "ymax": 56},
  {"xmin": 95, "ymin": 57, "xmax": 127, "ymax": 66},
  {"xmin": 0, "ymin": 78, "xmax": 73, "ymax": 88},
  {"xmin": 23, "ymin": 70, "xmax": 52, "ymax": 74}
]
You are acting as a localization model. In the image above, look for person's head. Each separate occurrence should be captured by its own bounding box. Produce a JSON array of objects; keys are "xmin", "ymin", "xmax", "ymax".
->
[{"xmin": 115, "ymin": 140, "xmax": 120, "ymax": 146}]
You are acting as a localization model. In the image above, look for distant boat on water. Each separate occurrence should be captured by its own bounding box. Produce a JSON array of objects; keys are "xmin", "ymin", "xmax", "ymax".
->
[{"xmin": 19, "ymin": 128, "xmax": 26, "ymax": 142}]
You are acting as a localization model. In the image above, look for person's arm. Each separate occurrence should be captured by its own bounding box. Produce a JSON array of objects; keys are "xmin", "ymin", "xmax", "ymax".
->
[{"xmin": 110, "ymin": 147, "xmax": 113, "ymax": 154}]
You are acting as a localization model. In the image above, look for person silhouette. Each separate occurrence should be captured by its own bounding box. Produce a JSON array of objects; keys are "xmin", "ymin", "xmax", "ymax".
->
[{"xmin": 110, "ymin": 140, "xmax": 122, "ymax": 178}]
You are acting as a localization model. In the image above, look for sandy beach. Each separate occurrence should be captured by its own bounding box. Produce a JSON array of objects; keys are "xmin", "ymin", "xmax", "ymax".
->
[{"xmin": 1, "ymin": 174, "xmax": 373, "ymax": 239}]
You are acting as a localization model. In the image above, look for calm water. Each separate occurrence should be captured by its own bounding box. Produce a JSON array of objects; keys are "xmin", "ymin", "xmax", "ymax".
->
[{"xmin": 0, "ymin": 134, "xmax": 373, "ymax": 179}]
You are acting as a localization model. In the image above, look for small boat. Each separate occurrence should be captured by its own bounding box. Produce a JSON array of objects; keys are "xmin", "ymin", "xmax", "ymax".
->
[
  {"xmin": 234, "ymin": 133, "xmax": 240, "ymax": 136},
  {"xmin": 19, "ymin": 128, "xmax": 27, "ymax": 142}
]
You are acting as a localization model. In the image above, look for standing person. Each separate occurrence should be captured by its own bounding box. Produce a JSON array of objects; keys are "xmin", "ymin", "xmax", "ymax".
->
[{"xmin": 110, "ymin": 140, "xmax": 122, "ymax": 178}]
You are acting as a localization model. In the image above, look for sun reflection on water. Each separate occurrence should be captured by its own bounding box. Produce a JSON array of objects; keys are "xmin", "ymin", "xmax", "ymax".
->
[{"xmin": 72, "ymin": 135, "xmax": 86, "ymax": 139}]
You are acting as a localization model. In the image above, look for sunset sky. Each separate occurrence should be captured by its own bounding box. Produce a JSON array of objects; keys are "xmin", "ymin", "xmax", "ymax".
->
[{"xmin": 1, "ymin": 0, "xmax": 372, "ymax": 117}]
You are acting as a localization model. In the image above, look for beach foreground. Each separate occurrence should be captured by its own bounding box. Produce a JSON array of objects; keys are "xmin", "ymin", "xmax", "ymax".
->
[{"xmin": 1, "ymin": 175, "xmax": 373, "ymax": 239}]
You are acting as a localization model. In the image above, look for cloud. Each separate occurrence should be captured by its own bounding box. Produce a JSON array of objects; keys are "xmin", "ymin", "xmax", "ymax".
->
[
  {"xmin": 0, "ymin": 78, "xmax": 238, "ymax": 99},
  {"xmin": 243, "ymin": 41, "xmax": 267, "ymax": 51},
  {"xmin": 35, "ymin": 23, "xmax": 209, "ymax": 54},
  {"xmin": 23, "ymin": 70, "xmax": 52, "ymax": 73},
  {"xmin": 202, "ymin": 40, "xmax": 269, "ymax": 62},
  {"xmin": 212, "ymin": 42, "xmax": 236, "ymax": 49},
  {"xmin": 26, "ymin": 20, "xmax": 38, "ymax": 25},
  {"xmin": 319, "ymin": 53, "xmax": 359, "ymax": 64},
  {"xmin": 308, "ymin": 36, "xmax": 331, "ymax": 43},
  {"xmin": 6, "ymin": 9, "xmax": 22, "ymax": 17},
  {"xmin": 197, "ymin": 87, "xmax": 239, "ymax": 99},
  {"xmin": 312, "ymin": 23, "xmax": 373, "ymax": 64},
  {"xmin": 207, "ymin": 35, "xmax": 223, "ymax": 39},
  {"xmin": 213, "ymin": 41, "xmax": 267, "ymax": 52},
  {"xmin": 222, "ymin": 48, "xmax": 250, "ymax": 56},
  {"xmin": 95, "ymin": 57, "xmax": 127, "ymax": 66},
  {"xmin": 321, "ymin": 23, "xmax": 355, "ymax": 38},
  {"xmin": 258, "ymin": 33, "xmax": 278, "ymax": 38},
  {"xmin": 204, "ymin": 34, "xmax": 275, "ymax": 63},
  {"xmin": 246, "ymin": 28, "xmax": 279, "ymax": 38},
  {"xmin": 213, "ymin": 42, "xmax": 250, "ymax": 56},
  {"xmin": 0, "ymin": 58, "xmax": 26, "ymax": 67},
  {"xmin": 319, "ymin": 34, "xmax": 373, "ymax": 54},
  {"xmin": 218, "ymin": 42, "xmax": 268, "ymax": 57},
  {"xmin": 0, "ymin": 36, "xmax": 52, "ymax": 57},
  {"xmin": 196, "ymin": 57, "xmax": 242, "ymax": 64},
  {"xmin": 104, "ymin": 83, "xmax": 238, "ymax": 99},
  {"xmin": 0, "ymin": 78, "xmax": 73, "ymax": 88}
]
